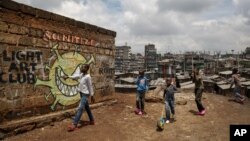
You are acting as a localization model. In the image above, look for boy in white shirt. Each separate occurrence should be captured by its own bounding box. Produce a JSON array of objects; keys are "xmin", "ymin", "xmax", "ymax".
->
[{"xmin": 63, "ymin": 64, "xmax": 95, "ymax": 131}]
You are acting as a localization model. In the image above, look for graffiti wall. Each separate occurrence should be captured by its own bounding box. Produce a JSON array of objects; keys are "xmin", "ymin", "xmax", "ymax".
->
[{"xmin": 0, "ymin": 0, "xmax": 116, "ymax": 122}]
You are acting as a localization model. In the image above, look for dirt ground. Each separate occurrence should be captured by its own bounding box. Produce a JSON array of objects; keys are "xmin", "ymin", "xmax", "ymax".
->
[{"xmin": 3, "ymin": 90, "xmax": 250, "ymax": 141}]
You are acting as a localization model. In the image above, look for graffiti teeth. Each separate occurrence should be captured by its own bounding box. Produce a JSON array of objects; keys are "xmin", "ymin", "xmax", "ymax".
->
[
  {"xmin": 56, "ymin": 67, "xmax": 79, "ymax": 97},
  {"xmin": 66, "ymin": 86, "xmax": 69, "ymax": 95},
  {"xmin": 69, "ymin": 88, "xmax": 73, "ymax": 96},
  {"xmin": 65, "ymin": 86, "xmax": 68, "ymax": 94},
  {"xmin": 62, "ymin": 86, "xmax": 65, "ymax": 93},
  {"xmin": 68, "ymin": 87, "xmax": 71, "ymax": 94},
  {"xmin": 73, "ymin": 87, "xmax": 76, "ymax": 94}
]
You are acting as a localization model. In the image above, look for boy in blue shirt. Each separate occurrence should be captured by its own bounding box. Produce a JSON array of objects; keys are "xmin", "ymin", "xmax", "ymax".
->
[
  {"xmin": 163, "ymin": 78, "xmax": 177, "ymax": 123},
  {"xmin": 135, "ymin": 70, "xmax": 148, "ymax": 115}
]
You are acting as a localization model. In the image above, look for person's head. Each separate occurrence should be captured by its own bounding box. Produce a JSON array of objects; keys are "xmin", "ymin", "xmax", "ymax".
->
[
  {"xmin": 195, "ymin": 67, "xmax": 200, "ymax": 75},
  {"xmin": 165, "ymin": 78, "xmax": 171, "ymax": 86},
  {"xmin": 81, "ymin": 64, "xmax": 90, "ymax": 74},
  {"xmin": 139, "ymin": 70, "xmax": 144, "ymax": 77},
  {"xmin": 232, "ymin": 68, "xmax": 238, "ymax": 74}
]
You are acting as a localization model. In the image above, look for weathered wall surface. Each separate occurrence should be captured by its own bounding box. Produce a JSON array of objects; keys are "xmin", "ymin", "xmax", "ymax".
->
[{"xmin": 0, "ymin": 0, "xmax": 116, "ymax": 123}]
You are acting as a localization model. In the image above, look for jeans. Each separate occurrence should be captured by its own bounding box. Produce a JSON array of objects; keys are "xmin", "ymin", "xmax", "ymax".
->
[
  {"xmin": 195, "ymin": 88, "xmax": 205, "ymax": 112},
  {"xmin": 165, "ymin": 100, "xmax": 175, "ymax": 120},
  {"xmin": 234, "ymin": 86, "xmax": 244, "ymax": 100},
  {"xmin": 73, "ymin": 92, "xmax": 94, "ymax": 126},
  {"xmin": 136, "ymin": 90, "xmax": 145, "ymax": 111}
]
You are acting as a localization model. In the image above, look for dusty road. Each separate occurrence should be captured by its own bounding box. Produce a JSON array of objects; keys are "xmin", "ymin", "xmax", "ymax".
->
[{"xmin": 4, "ymin": 90, "xmax": 250, "ymax": 141}]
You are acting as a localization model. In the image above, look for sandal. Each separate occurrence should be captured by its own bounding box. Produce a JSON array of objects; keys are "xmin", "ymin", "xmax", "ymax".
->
[{"xmin": 67, "ymin": 124, "xmax": 78, "ymax": 132}]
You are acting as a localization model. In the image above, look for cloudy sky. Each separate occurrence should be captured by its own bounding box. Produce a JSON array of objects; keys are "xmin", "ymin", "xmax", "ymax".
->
[{"xmin": 14, "ymin": 0, "xmax": 250, "ymax": 54}]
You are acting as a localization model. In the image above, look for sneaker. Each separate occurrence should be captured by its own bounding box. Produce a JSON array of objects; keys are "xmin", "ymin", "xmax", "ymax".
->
[
  {"xmin": 165, "ymin": 120, "xmax": 170, "ymax": 124},
  {"xmin": 138, "ymin": 111, "xmax": 143, "ymax": 115},
  {"xmin": 67, "ymin": 124, "xmax": 78, "ymax": 132},
  {"xmin": 200, "ymin": 110, "xmax": 205, "ymax": 115},
  {"xmin": 89, "ymin": 121, "xmax": 95, "ymax": 125},
  {"xmin": 241, "ymin": 97, "xmax": 246, "ymax": 102},
  {"xmin": 134, "ymin": 108, "xmax": 140, "ymax": 114}
]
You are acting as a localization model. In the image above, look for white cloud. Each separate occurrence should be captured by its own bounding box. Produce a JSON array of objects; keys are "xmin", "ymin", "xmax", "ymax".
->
[
  {"xmin": 157, "ymin": 0, "xmax": 219, "ymax": 13},
  {"xmin": 233, "ymin": 0, "xmax": 239, "ymax": 5},
  {"xmin": 235, "ymin": 0, "xmax": 250, "ymax": 20}
]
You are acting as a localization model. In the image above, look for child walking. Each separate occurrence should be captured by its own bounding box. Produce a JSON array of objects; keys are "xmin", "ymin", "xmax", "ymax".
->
[
  {"xmin": 135, "ymin": 70, "xmax": 148, "ymax": 115},
  {"xmin": 193, "ymin": 67, "xmax": 205, "ymax": 115},
  {"xmin": 63, "ymin": 64, "xmax": 95, "ymax": 131},
  {"xmin": 163, "ymin": 78, "xmax": 177, "ymax": 123},
  {"xmin": 230, "ymin": 68, "xmax": 245, "ymax": 103}
]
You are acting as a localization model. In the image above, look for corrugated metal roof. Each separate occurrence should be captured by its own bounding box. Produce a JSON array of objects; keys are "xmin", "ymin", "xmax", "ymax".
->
[
  {"xmin": 115, "ymin": 72, "xmax": 125, "ymax": 75},
  {"xmin": 119, "ymin": 77, "xmax": 136, "ymax": 83},
  {"xmin": 177, "ymin": 75, "xmax": 191, "ymax": 80},
  {"xmin": 180, "ymin": 81, "xmax": 193, "ymax": 86},
  {"xmin": 158, "ymin": 59, "xmax": 171, "ymax": 63},
  {"xmin": 149, "ymin": 78, "xmax": 165, "ymax": 86},
  {"xmin": 218, "ymin": 84, "xmax": 234, "ymax": 90},
  {"xmin": 115, "ymin": 84, "xmax": 136, "ymax": 88},
  {"xmin": 219, "ymin": 71, "xmax": 232, "ymax": 75},
  {"xmin": 208, "ymin": 75, "xmax": 220, "ymax": 79},
  {"xmin": 203, "ymin": 79, "xmax": 215, "ymax": 83},
  {"xmin": 216, "ymin": 81, "xmax": 228, "ymax": 85},
  {"xmin": 241, "ymin": 81, "xmax": 250, "ymax": 86},
  {"xmin": 181, "ymin": 83, "xmax": 195, "ymax": 89}
]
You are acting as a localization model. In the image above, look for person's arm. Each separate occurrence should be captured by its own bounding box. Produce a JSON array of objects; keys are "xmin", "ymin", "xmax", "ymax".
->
[
  {"xmin": 145, "ymin": 77, "xmax": 149, "ymax": 91},
  {"xmin": 86, "ymin": 75, "xmax": 95, "ymax": 103},
  {"xmin": 197, "ymin": 73, "xmax": 203, "ymax": 83},
  {"xmin": 86, "ymin": 75, "xmax": 94, "ymax": 96},
  {"xmin": 229, "ymin": 76, "xmax": 234, "ymax": 89},
  {"xmin": 63, "ymin": 73, "xmax": 81, "ymax": 80},
  {"xmin": 135, "ymin": 77, "xmax": 139, "ymax": 85},
  {"xmin": 172, "ymin": 84, "xmax": 177, "ymax": 92},
  {"xmin": 163, "ymin": 89, "xmax": 166, "ymax": 99},
  {"xmin": 68, "ymin": 73, "xmax": 81, "ymax": 79},
  {"xmin": 171, "ymin": 77, "xmax": 176, "ymax": 85},
  {"xmin": 176, "ymin": 77, "xmax": 181, "ymax": 88},
  {"xmin": 192, "ymin": 71, "xmax": 196, "ymax": 83},
  {"xmin": 235, "ymin": 74, "xmax": 240, "ymax": 82}
]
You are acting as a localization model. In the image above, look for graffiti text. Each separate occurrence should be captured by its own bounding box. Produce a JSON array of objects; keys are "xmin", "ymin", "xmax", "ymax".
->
[{"xmin": 0, "ymin": 50, "xmax": 43, "ymax": 84}]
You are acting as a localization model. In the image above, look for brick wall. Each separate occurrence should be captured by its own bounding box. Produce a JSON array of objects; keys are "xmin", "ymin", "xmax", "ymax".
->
[{"xmin": 0, "ymin": 0, "xmax": 116, "ymax": 123}]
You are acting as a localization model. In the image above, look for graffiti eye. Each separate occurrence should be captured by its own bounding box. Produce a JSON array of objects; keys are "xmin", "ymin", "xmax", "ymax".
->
[
  {"xmin": 58, "ymin": 68, "xmax": 67, "ymax": 77},
  {"xmin": 71, "ymin": 65, "xmax": 81, "ymax": 76}
]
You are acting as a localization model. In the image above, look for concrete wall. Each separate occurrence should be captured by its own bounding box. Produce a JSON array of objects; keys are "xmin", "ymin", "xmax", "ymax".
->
[{"xmin": 0, "ymin": 0, "xmax": 116, "ymax": 123}]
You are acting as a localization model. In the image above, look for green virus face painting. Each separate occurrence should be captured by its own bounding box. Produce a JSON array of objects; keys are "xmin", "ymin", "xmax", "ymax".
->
[{"xmin": 35, "ymin": 44, "xmax": 95, "ymax": 110}]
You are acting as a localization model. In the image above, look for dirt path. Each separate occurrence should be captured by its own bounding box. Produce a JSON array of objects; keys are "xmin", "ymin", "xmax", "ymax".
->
[{"xmin": 4, "ymin": 91, "xmax": 250, "ymax": 141}]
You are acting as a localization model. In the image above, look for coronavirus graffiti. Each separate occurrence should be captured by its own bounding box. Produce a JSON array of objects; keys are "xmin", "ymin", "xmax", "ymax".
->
[{"xmin": 35, "ymin": 44, "xmax": 95, "ymax": 110}]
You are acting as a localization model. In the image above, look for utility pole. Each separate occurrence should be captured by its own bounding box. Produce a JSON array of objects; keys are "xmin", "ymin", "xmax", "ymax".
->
[
  {"xmin": 192, "ymin": 52, "xmax": 194, "ymax": 73},
  {"xmin": 184, "ymin": 54, "xmax": 186, "ymax": 74},
  {"xmin": 231, "ymin": 49, "xmax": 235, "ymax": 68},
  {"xmin": 237, "ymin": 51, "xmax": 239, "ymax": 70},
  {"xmin": 216, "ymin": 51, "xmax": 219, "ymax": 73}
]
